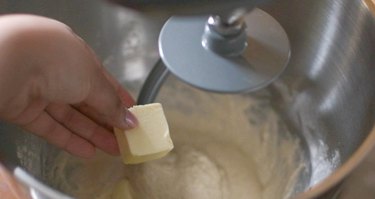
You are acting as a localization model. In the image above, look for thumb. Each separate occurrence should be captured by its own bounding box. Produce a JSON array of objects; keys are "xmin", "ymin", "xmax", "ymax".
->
[
  {"xmin": 71, "ymin": 31, "xmax": 138, "ymax": 130},
  {"xmin": 83, "ymin": 67, "xmax": 138, "ymax": 130}
]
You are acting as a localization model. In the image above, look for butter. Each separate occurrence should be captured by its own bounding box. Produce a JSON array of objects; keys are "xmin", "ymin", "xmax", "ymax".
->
[{"xmin": 114, "ymin": 103, "xmax": 173, "ymax": 164}]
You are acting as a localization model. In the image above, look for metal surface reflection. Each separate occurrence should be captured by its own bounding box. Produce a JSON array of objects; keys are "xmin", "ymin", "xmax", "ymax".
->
[{"xmin": 0, "ymin": 0, "xmax": 374, "ymax": 198}]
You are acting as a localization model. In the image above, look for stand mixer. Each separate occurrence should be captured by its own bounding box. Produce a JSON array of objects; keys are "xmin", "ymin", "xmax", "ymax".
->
[
  {"xmin": 112, "ymin": 0, "xmax": 290, "ymax": 94},
  {"xmin": 0, "ymin": 0, "xmax": 375, "ymax": 199}
]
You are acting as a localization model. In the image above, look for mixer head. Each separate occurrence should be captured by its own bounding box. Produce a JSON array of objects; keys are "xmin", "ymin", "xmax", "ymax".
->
[{"xmin": 110, "ymin": 0, "xmax": 290, "ymax": 93}]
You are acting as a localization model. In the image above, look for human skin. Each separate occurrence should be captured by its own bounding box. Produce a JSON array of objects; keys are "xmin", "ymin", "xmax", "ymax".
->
[{"xmin": 0, "ymin": 14, "xmax": 138, "ymax": 159}]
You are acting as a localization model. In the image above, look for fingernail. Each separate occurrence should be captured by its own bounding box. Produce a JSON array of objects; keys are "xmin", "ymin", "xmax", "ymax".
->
[{"xmin": 123, "ymin": 109, "xmax": 138, "ymax": 129}]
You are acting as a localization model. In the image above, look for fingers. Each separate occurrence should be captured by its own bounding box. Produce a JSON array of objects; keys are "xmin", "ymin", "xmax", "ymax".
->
[
  {"xmin": 0, "ymin": 15, "xmax": 137, "ymax": 158},
  {"xmin": 101, "ymin": 68, "xmax": 135, "ymax": 107},
  {"xmin": 1, "ymin": 15, "xmax": 137, "ymax": 131},
  {"xmin": 46, "ymin": 104, "xmax": 120, "ymax": 155},
  {"xmin": 83, "ymin": 66, "xmax": 138, "ymax": 130},
  {"xmin": 70, "ymin": 29, "xmax": 136, "ymax": 128},
  {"xmin": 22, "ymin": 111, "xmax": 96, "ymax": 158},
  {"xmin": 69, "ymin": 31, "xmax": 136, "ymax": 129},
  {"xmin": 72, "ymin": 31, "xmax": 135, "ymax": 107}
]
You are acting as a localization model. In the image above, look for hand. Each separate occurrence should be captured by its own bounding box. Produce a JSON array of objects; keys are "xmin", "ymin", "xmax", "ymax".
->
[{"xmin": 0, "ymin": 15, "xmax": 137, "ymax": 158}]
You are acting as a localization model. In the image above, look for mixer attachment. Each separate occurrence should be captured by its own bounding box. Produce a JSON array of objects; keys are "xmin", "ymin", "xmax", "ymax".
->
[{"xmin": 159, "ymin": 8, "xmax": 290, "ymax": 93}]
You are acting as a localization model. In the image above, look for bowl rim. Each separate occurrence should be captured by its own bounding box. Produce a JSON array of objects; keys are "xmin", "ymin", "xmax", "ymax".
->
[{"xmin": 296, "ymin": 125, "xmax": 375, "ymax": 198}]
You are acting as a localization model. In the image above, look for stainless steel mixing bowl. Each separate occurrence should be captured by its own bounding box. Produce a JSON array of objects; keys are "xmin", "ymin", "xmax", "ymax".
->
[{"xmin": 0, "ymin": 0, "xmax": 374, "ymax": 198}]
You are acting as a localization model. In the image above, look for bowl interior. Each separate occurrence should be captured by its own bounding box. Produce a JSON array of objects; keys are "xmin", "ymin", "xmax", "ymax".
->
[{"xmin": 0, "ymin": 0, "xmax": 374, "ymax": 198}]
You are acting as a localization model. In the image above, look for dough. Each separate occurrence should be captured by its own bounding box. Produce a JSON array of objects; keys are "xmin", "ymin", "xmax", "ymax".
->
[{"xmin": 46, "ymin": 78, "xmax": 305, "ymax": 199}]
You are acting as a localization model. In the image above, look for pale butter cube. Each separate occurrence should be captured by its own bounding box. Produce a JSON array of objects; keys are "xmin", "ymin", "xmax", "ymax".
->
[{"xmin": 114, "ymin": 103, "xmax": 173, "ymax": 164}]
